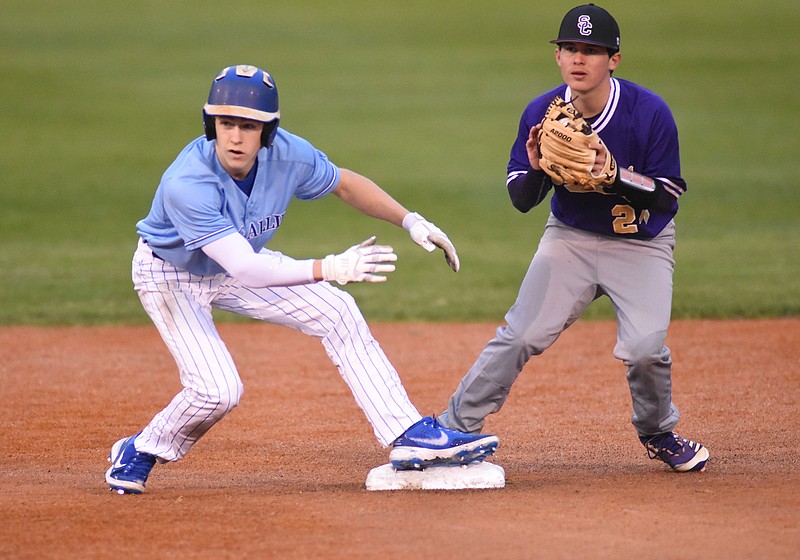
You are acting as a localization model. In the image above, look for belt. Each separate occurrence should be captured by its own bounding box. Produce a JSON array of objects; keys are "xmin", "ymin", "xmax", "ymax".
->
[{"xmin": 142, "ymin": 240, "xmax": 165, "ymax": 261}]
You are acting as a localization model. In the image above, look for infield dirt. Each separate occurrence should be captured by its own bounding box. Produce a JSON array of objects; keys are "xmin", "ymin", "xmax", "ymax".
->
[{"xmin": 1, "ymin": 319, "xmax": 798, "ymax": 559}]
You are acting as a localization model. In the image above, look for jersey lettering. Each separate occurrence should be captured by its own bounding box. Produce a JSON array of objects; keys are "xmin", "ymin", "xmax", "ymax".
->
[{"xmin": 243, "ymin": 213, "xmax": 284, "ymax": 239}]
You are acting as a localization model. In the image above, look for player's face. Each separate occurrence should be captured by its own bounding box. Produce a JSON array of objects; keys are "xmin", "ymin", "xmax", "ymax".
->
[
  {"xmin": 555, "ymin": 42, "xmax": 620, "ymax": 95},
  {"xmin": 213, "ymin": 116, "xmax": 264, "ymax": 180}
]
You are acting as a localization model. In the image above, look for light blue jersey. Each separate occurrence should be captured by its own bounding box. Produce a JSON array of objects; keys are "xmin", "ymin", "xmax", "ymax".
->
[{"xmin": 137, "ymin": 128, "xmax": 340, "ymax": 275}]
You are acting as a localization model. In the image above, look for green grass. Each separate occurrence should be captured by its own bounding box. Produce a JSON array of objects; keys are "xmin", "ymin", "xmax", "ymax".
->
[{"xmin": 1, "ymin": 0, "xmax": 798, "ymax": 325}]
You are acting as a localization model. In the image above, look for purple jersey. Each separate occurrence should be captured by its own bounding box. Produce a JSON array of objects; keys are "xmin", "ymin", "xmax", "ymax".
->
[{"xmin": 508, "ymin": 77, "xmax": 686, "ymax": 239}]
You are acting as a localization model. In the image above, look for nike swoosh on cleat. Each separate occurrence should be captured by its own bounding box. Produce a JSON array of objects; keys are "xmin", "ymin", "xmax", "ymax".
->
[
  {"xmin": 112, "ymin": 457, "xmax": 124, "ymax": 469},
  {"xmin": 407, "ymin": 432, "xmax": 451, "ymax": 446},
  {"xmin": 109, "ymin": 438, "xmax": 129, "ymax": 470}
]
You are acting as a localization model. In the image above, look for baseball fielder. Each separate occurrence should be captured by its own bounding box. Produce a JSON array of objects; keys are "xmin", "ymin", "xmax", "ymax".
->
[
  {"xmin": 105, "ymin": 65, "xmax": 498, "ymax": 494},
  {"xmin": 437, "ymin": 4, "xmax": 709, "ymax": 472}
]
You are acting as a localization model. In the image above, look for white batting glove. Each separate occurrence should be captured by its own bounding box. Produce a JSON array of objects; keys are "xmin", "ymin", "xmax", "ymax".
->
[
  {"xmin": 321, "ymin": 236, "xmax": 398, "ymax": 285},
  {"xmin": 402, "ymin": 212, "xmax": 460, "ymax": 272}
]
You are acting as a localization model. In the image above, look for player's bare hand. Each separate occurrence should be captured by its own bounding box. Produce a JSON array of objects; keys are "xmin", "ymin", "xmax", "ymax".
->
[
  {"xmin": 527, "ymin": 124, "xmax": 543, "ymax": 170},
  {"xmin": 402, "ymin": 212, "xmax": 460, "ymax": 272},
  {"xmin": 321, "ymin": 236, "xmax": 397, "ymax": 285}
]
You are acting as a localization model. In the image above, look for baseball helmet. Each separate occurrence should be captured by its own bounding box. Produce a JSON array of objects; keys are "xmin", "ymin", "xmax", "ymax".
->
[
  {"xmin": 203, "ymin": 65, "xmax": 280, "ymax": 148},
  {"xmin": 550, "ymin": 4, "xmax": 620, "ymax": 53}
]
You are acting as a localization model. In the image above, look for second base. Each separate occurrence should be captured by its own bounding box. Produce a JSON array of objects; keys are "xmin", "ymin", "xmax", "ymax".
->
[{"xmin": 365, "ymin": 462, "xmax": 505, "ymax": 491}]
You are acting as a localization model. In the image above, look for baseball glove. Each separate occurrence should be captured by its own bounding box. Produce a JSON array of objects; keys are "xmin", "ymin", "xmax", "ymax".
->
[{"xmin": 537, "ymin": 96, "xmax": 617, "ymax": 193}]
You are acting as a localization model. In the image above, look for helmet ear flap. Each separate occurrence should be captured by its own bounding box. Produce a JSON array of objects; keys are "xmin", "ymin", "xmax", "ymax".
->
[
  {"xmin": 203, "ymin": 111, "xmax": 217, "ymax": 141},
  {"xmin": 261, "ymin": 121, "xmax": 279, "ymax": 148}
]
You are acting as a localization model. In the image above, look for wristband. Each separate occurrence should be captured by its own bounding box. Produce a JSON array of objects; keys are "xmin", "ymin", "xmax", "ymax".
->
[{"xmin": 618, "ymin": 167, "xmax": 656, "ymax": 193}]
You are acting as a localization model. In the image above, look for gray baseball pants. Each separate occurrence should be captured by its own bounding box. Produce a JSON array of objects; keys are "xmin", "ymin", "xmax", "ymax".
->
[{"xmin": 439, "ymin": 214, "xmax": 680, "ymax": 438}]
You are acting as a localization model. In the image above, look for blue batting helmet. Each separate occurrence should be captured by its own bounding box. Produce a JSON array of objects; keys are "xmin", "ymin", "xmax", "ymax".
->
[{"xmin": 203, "ymin": 65, "xmax": 280, "ymax": 148}]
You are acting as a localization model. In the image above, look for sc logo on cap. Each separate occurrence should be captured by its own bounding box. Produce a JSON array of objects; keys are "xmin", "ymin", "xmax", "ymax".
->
[{"xmin": 577, "ymin": 15, "xmax": 593, "ymax": 36}]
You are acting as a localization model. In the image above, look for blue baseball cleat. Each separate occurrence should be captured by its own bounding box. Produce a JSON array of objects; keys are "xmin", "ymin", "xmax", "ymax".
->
[
  {"xmin": 389, "ymin": 416, "xmax": 499, "ymax": 471},
  {"xmin": 105, "ymin": 434, "xmax": 157, "ymax": 494},
  {"xmin": 641, "ymin": 432, "xmax": 709, "ymax": 472}
]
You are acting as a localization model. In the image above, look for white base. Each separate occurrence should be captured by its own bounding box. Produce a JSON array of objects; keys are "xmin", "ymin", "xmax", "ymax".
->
[{"xmin": 365, "ymin": 462, "xmax": 505, "ymax": 491}]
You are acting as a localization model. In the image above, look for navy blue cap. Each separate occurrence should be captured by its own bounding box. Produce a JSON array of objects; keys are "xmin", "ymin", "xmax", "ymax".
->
[{"xmin": 551, "ymin": 4, "xmax": 620, "ymax": 51}]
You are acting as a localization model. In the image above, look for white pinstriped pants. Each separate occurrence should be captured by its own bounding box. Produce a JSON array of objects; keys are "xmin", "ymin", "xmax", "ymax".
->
[{"xmin": 131, "ymin": 240, "xmax": 420, "ymax": 461}]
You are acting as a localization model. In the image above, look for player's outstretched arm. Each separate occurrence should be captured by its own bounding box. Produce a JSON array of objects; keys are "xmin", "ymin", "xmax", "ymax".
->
[
  {"xmin": 333, "ymin": 168, "xmax": 459, "ymax": 272},
  {"xmin": 333, "ymin": 168, "xmax": 409, "ymax": 226},
  {"xmin": 201, "ymin": 232, "xmax": 396, "ymax": 287}
]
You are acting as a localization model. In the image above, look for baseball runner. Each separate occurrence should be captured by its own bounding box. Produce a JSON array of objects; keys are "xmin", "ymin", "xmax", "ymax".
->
[
  {"xmin": 105, "ymin": 65, "xmax": 498, "ymax": 494},
  {"xmin": 437, "ymin": 4, "xmax": 709, "ymax": 472}
]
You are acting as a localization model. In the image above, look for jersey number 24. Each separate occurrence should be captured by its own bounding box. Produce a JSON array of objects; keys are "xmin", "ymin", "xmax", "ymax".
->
[{"xmin": 611, "ymin": 204, "xmax": 650, "ymax": 235}]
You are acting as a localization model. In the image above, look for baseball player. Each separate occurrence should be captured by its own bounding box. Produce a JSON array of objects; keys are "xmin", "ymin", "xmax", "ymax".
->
[
  {"xmin": 437, "ymin": 5, "xmax": 709, "ymax": 472},
  {"xmin": 105, "ymin": 65, "xmax": 498, "ymax": 494}
]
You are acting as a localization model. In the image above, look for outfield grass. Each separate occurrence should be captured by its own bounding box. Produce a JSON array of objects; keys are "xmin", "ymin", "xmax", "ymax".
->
[{"xmin": 1, "ymin": 1, "xmax": 798, "ymax": 324}]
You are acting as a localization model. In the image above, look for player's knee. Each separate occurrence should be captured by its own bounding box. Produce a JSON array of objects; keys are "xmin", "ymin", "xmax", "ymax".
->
[
  {"xmin": 206, "ymin": 395, "xmax": 241, "ymax": 420},
  {"xmin": 323, "ymin": 289, "xmax": 366, "ymax": 333},
  {"xmin": 332, "ymin": 289, "xmax": 360, "ymax": 317},
  {"xmin": 617, "ymin": 332, "xmax": 670, "ymax": 368},
  {"xmin": 224, "ymin": 381, "xmax": 244, "ymax": 411},
  {"xmin": 496, "ymin": 323, "xmax": 550, "ymax": 358},
  {"xmin": 187, "ymin": 382, "xmax": 243, "ymax": 419}
]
